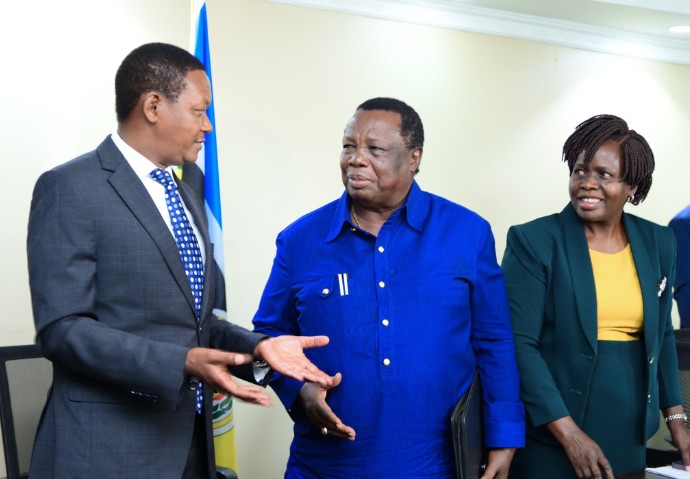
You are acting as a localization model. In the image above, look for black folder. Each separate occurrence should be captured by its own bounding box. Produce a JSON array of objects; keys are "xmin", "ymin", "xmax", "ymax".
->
[{"xmin": 451, "ymin": 372, "xmax": 486, "ymax": 479}]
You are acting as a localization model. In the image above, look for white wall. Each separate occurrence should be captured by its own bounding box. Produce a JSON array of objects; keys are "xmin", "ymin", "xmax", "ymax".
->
[{"xmin": 2, "ymin": 0, "xmax": 690, "ymax": 477}]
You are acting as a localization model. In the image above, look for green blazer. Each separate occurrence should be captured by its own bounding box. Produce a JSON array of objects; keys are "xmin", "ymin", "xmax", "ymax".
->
[{"xmin": 501, "ymin": 204, "xmax": 679, "ymax": 444}]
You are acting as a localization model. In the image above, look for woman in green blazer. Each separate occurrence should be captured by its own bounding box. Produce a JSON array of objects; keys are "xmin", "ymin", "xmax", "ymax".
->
[{"xmin": 502, "ymin": 114, "xmax": 690, "ymax": 478}]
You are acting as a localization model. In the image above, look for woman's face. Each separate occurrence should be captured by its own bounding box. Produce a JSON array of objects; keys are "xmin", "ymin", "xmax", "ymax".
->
[{"xmin": 569, "ymin": 139, "xmax": 637, "ymax": 226}]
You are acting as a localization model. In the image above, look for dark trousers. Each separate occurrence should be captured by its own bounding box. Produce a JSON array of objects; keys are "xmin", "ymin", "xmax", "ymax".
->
[{"xmin": 182, "ymin": 411, "xmax": 210, "ymax": 479}]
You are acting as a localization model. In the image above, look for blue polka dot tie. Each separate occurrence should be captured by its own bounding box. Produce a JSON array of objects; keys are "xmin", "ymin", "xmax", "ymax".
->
[{"xmin": 150, "ymin": 168, "xmax": 204, "ymax": 414}]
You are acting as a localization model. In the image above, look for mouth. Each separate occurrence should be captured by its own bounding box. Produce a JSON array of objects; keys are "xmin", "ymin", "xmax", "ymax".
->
[
  {"xmin": 347, "ymin": 174, "xmax": 370, "ymax": 188},
  {"xmin": 577, "ymin": 197, "xmax": 602, "ymax": 209}
]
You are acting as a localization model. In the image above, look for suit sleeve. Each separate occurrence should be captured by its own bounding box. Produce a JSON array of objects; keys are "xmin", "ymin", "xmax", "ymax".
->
[
  {"xmin": 28, "ymin": 170, "xmax": 191, "ymax": 410},
  {"xmin": 658, "ymin": 228, "xmax": 682, "ymax": 409},
  {"xmin": 208, "ymin": 318, "xmax": 269, "ymax": 385},
  {"xmin": 470, "ymin": 223, "xmax": 525, "ymax": 447},
  {"xmin": 502, "ymin": 225, "xmax": 571, "ymax": 426}
]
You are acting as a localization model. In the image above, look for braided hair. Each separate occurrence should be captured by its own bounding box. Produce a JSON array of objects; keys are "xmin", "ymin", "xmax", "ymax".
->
[{"xmin": 562, "ymin": 114, "xmax": 654, "ymax": 205}]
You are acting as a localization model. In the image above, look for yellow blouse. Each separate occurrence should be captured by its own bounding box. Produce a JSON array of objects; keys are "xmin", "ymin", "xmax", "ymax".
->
[{"xmin": 590, "ymin": 244, "xmax": 643, "ymax": 341}]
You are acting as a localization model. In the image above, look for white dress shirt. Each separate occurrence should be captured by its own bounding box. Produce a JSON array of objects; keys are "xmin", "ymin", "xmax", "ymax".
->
[{"xmin": 111, "ymin": 132, "xmax": 206, "ymax": 263}]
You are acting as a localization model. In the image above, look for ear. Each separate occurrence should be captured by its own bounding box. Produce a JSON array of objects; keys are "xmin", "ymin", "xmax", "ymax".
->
[
  {"xmin": 410, "ymin": 147, "xmax": 423, "ymax": 174},
  {"xmin": 142, "ymin": 92, "xmax": 163, "ymax": 124}
]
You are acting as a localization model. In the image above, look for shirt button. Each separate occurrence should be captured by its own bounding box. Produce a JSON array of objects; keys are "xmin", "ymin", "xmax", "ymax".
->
[
  {"xmin": 382, "ymin": 319, "xmax": 389, "ymax": 326},
  {"xmin": 647, "ymin": 394, "xmax": 652, "ymax": 405},
  {"xmin": 378, "ymin": 246, "xmax": 385, "ymax": 253},
  {"xmin": 322, "ymin": 288, "xmax": 329, "ymax": 295},
  {"xmin": 649, "ymin": 357, "xmax": 654, "ymax": 366},
  {"xmin": 379, "ymin": 281, "xmax": 385, "ymax": 288},
  {"xmin": 383, "ymin": 358, "xmax": 391, "ymax": 366}
]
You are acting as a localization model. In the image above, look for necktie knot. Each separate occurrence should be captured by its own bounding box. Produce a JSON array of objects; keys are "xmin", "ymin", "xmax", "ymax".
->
[{"xmin": 150, "ymin": 168, "xmax": 177, "ymax": 190}]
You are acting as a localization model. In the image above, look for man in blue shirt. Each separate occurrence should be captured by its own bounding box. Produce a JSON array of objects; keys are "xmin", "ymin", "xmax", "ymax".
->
[
  {"xmin": 670, "ymin": 205, "xmax": 690, "ymax": 328},
  {"xmin": 253, "ymin": 97, "xmax": 524, "ymax": 479}
]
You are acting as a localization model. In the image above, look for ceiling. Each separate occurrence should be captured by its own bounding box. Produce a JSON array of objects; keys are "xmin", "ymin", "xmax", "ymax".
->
[
  {"xmin": 266, "ymin": 0, "xmax": 690, "ymax": 65},
  {"xmin": 460, "ymin": 0, "xmax": 690, "ymax": 37}
]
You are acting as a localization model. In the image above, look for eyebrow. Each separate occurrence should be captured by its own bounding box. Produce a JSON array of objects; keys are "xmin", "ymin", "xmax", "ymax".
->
[{"xmin": 342, "ymin": 134, "xmax": 386, "ymax": 143}]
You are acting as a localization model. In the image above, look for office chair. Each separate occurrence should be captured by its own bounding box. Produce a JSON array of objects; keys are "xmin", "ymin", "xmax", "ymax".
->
[
  {"xmin": 0, "ymin": 344, "xmax": 52, "ymax": 479},
  {"xmin": 0, "ymin": 344, "xmax": 238, "ymax": 479},
  {"xmin": 215, "ymin": 467, "xmax": 238, "ymax": 479}
]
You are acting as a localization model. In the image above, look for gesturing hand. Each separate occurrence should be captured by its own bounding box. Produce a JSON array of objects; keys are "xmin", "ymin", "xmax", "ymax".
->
[
  {"xmin": 297, "ymin": 373, "xmax": 356, "ymax": 440},
  {"xmin": 184, "ymin": 347, "xmax": 271, "ymax": 406},
  {"xmin": 254, "ymin": 335, "xmax": 335, "ymax": 388}
]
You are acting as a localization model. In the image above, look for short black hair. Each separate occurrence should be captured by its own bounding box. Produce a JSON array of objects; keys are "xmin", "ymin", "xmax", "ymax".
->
[
  {"xmin": 115, "ymin": 42, "xmax": 205, "ymax": 122},
  {"xmin": 357, "ymin": 97, "xmax": 424, "ymax": 151},
  {"xmin": 562, "ymin": 114, "xmax": 654, "ymax": 205}
]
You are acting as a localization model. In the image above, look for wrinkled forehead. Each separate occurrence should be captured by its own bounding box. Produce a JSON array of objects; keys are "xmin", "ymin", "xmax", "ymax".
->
[{"xmin": 343, "ymin": 109, "xmax": 402, "ymax": 139}]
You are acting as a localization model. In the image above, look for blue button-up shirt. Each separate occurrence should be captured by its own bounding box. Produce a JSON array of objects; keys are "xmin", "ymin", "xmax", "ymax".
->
[{"xmin": 253, "ymin": 181, "xmax": 524, "ymax": 479}]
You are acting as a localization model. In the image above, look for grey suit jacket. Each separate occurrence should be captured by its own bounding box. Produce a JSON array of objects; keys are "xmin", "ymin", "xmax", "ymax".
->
[{"xmin": 27, "ymin": 136, "xmax": 265, "ymax": 478}]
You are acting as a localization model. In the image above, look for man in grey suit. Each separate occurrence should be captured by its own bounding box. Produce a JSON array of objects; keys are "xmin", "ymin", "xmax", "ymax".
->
[{"xmin": 26, "ymin": 42, "xmax": 334, "ymax": 479}]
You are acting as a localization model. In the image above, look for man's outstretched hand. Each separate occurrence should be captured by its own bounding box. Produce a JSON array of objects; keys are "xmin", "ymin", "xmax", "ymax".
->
[{"xmin": 254, "ymin": 336, "xmax": 334, "ymax": 388}]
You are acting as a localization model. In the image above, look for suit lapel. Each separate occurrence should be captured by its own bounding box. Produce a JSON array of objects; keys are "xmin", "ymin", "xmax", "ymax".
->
[
  {"xmin": 559, "ymin": 204, "xmax": 598, "ymax": 352},
  {"xmin": 623, "ymin": 214, "xmax": 659, "ymax": 355},
  {"xmin": 97, "ymin": 138, "xmax": 199, "ymax": 318},
  {"xmin": 559, "ymin": 205, "xmax": 660, "ymax": 354}
]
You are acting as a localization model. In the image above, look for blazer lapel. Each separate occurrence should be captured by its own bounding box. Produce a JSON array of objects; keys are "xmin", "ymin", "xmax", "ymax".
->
[
  {"xmin": 559, "ymin": 204, "xmax": 599, "ymax": 352},
  {"xmin": 97, "ymin": 138, "xmax": 198, "ymax": 318},
  {"xmin": 623, "ymin": 214, "xmax": 659, "ymax": 355}
]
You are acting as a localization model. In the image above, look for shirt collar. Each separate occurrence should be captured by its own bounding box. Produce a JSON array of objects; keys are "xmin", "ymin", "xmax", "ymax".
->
[
  {"xmin": 110, "ymin": 132, "xmax": 176, "ymax": 181},
  {"xmin": 325, "ymin": 180, "xmax": 429, "ymax": 242}
]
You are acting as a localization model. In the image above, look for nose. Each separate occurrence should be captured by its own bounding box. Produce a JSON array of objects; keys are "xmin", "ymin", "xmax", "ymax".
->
[
  {"xmin": 347, "ymin": 148, "xmax": 369, "ymax": 166},
  {"xmin": 201, "ymin": 112, "xmax": 213, "ymax": 133},
  {"xmin": 578, "ymin": 172, "xmax": 599, "ymax": 190}
]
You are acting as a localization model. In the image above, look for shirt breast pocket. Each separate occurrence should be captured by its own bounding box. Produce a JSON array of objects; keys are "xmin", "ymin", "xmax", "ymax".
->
[{"xmin": 296, "ymin": 274, "xmax": 356, "ymax": 338}]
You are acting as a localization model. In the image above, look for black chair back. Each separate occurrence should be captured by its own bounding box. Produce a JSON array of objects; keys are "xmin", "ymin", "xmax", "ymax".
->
[{"xmin": 0, "ymin": 345, "xmax": 51, "ymax": 479}]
